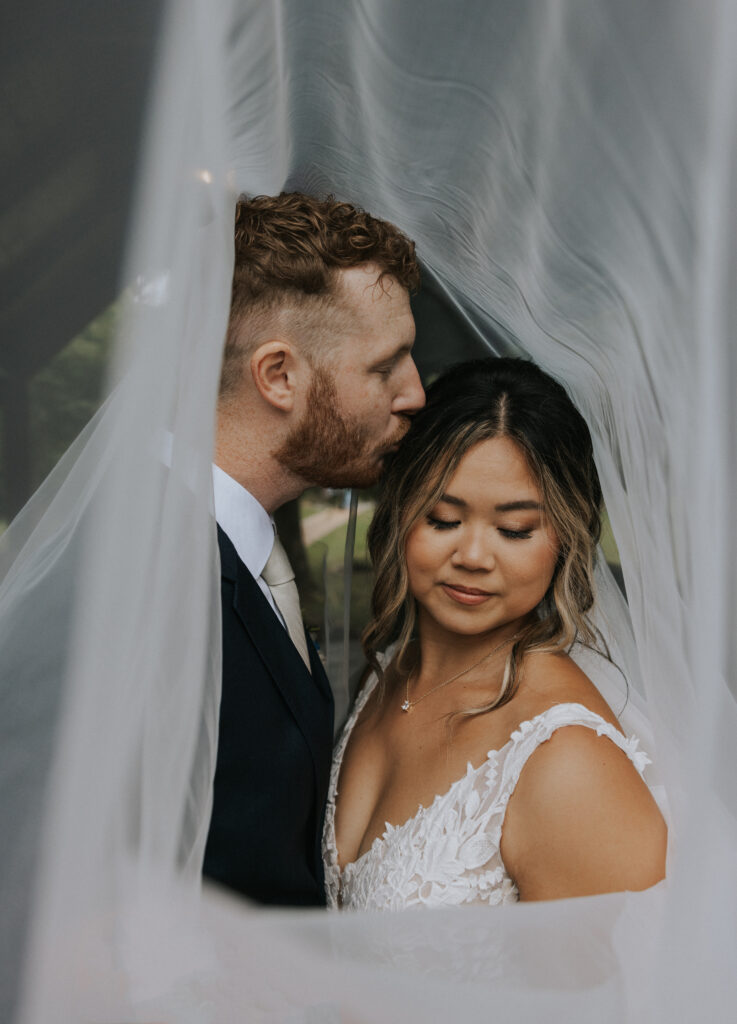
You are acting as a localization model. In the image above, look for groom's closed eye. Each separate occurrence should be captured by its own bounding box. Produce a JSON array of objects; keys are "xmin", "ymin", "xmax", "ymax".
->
[{"xmin": 368, "ymin": 344, "xmax": 414, "ymax": 376}]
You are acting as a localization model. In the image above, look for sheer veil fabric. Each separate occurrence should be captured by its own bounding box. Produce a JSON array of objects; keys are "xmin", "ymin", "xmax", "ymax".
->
[{"xmin": 2, "ymin": 0, "xmax": 736, "ymax": 1020}]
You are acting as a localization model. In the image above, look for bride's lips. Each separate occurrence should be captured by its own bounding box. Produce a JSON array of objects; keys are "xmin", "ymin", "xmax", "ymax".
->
[{"xmin": 440, "ymin": 583, "xmax": 495, "ymax": 606}]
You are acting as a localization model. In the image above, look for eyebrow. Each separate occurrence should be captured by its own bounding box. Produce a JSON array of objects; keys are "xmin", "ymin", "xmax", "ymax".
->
[
  {"xmin": 437, "ymin": 494, "xmax": 543, "ymax": 513},
  {"xmin": 495, "ymin": 500, "xmax": 543, "ymax": 512}
]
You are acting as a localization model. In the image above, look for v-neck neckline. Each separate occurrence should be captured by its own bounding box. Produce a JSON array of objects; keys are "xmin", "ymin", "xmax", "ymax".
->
[{"xmin": 331, "ymin": 673, "xmax": 602, "ymax": 874}]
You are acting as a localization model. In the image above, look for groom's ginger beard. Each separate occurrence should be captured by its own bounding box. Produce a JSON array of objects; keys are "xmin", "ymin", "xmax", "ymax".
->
[{"xmin": 275, "ymin": 366, "xmax": 411, "ymax": 489}]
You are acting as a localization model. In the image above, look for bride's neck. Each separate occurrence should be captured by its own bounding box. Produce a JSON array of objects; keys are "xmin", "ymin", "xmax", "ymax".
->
[{"xmin": 412, "ymin": 618, "xmax": 524, "ymax": 685}]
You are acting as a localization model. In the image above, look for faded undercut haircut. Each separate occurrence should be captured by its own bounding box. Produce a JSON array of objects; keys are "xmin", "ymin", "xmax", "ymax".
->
[{"xmin": 219, "ymin": 192, "xmax": 420, "ymax": 397}]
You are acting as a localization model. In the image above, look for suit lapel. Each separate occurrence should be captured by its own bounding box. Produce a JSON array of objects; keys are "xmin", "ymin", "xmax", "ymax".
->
[
  {"xmin": 305, "ymin": 630, "xmax": 332, "ymax": 700},
  {"xmin": 219, "ymin": 528, "xmax": 334, "ymax": 775}
]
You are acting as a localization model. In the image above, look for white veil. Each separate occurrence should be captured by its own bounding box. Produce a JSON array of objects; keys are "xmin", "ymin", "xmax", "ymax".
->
[{"xmin": 2, "ymin": 0, "xmax": 736, "ymax": 1020}]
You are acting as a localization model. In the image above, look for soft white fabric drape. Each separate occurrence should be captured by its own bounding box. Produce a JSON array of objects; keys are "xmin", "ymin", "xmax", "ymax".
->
[{"xmin": 2, "ymin": 0, "xmax": 736, "ymax": 1020}]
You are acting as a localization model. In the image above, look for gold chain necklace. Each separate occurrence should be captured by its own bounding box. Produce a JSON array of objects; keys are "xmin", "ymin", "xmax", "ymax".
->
[{"xmin": 401, "ymin": 632, "xmax": 522, "ymax": 713}]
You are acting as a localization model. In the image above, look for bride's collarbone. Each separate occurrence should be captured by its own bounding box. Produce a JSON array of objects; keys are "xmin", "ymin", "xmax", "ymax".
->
[
  {"xmin": 337, "ymin": 650, "xmax": 609, "ymax": 837},
  {"xmin": 351, "ymin": 673, "xmax": 533, "ymax": 778},
  {"xmin": 336, "ymin": 657, "xmax": 619, "ymax": 867}
]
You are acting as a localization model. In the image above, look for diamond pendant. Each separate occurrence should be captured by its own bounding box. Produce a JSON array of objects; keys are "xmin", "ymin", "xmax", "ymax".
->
[{"xmin": 401, "ymin": 700, "xmax": 411, "ymax": 712}]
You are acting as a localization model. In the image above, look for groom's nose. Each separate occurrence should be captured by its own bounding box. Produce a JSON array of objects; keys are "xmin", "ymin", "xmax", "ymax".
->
[{"xmin": 392, "ymin": 356, "xmax": 425, "ymax": 416}]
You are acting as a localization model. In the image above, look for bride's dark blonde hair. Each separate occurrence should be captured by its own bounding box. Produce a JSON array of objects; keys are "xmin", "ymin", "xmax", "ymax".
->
[{"xmin": 363, "ymin": 357, "xmax": 605, "ymax": 712}]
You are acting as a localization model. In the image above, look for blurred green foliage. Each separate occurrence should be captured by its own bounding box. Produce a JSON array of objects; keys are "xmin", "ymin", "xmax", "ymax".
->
[
  {"xmin": 0, "ymin": 303, "xmax": 116, "ymax": 525},
  {"xmin": 599, "ymin": 510, "xmax": 621, "ymax": 567},
  {"xmin": 27, "ymin": 304, "xmax": 117, "ymax": 488},
  {"xmin": 304, "ymin": 509, "xmax": 374, "ymax": 637}
]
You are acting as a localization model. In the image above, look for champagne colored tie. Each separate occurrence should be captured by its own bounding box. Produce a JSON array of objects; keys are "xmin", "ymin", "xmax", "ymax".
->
[{"xmin": 261, "ymin": 536, "xmax": 312, "ymax": 672}]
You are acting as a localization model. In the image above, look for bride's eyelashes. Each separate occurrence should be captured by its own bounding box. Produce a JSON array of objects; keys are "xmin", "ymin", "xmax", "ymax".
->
[
  {"xmin": 426, "ymin": 515, "xmax": 460, "ymax": 530},
  {"xmin": 426, "ymin": 515, "xmax": 533, "ymax": 540}
]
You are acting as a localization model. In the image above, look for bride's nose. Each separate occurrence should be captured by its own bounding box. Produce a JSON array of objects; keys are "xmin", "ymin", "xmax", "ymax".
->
[{"xmin": 450, "ymin": 527, "xmax": 495, "ymax": 571}]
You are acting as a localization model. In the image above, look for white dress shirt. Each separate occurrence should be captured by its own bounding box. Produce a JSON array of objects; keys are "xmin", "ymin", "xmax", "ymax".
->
[{"xmin": 212, "ymin": 465, "xmax": 285, "ymax": 627}]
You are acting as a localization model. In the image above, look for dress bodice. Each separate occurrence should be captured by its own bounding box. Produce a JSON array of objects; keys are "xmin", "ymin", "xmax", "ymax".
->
[{"xmin": 322, "ymin": 671, "xmax": 650, "ymax": 911}]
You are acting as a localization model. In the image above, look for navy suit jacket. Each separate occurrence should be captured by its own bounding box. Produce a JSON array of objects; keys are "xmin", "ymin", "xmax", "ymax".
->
[{"xmin": 203, "ymin": 527, "xmax": 334, "ymax": 906}]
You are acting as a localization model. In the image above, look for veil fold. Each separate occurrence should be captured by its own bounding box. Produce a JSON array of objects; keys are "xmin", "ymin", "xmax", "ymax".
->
[{"xmin": 2, "ymin": 0, "xmax": 736, "ymax": 1020}]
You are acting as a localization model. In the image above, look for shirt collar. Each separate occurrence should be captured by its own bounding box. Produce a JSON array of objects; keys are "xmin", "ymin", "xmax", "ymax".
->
[{"xmin": 212, "ymin": 465, "xmax": 275, "ymax": 578}]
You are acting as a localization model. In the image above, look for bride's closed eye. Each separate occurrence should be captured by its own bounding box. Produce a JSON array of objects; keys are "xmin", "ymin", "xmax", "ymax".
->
[
  {"xmin": 498, "ymin": 527, "xmax": 533, "ymax": 539},
  {"xmin": 426, "ymin": 515, "xmax": 460, "ymax": 530}
]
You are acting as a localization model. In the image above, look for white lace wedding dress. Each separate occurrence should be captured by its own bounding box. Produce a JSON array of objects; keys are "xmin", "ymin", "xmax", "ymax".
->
[{"xmin": 323, "ymin": 671, "xmax": 651, "ymax": 911}]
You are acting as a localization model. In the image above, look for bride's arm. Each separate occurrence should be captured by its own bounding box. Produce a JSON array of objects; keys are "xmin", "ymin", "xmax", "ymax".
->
[{"xmin": 499, "ymin": 726, "xmax": 667, "ymax": 901}]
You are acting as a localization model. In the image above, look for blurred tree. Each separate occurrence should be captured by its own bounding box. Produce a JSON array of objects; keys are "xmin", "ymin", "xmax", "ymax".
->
[
  {"xmin": 28, "ymin": 304, "xmax": 116, "ymax": 483},
  {"xmin": 0, "ymin": 303, "xmax": 115, "ymax": 525}
]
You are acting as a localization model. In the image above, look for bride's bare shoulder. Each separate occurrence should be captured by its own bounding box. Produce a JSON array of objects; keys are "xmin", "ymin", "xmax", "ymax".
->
[
  {"xmin": 502, "ymin": 650, "xmax": 667, "ymax": 900},
  {"xmin": 518, "ymin": 648, "xmax": 622, "ymax": 731}
]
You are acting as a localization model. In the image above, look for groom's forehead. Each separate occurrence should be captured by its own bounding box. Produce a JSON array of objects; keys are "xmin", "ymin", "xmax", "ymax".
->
[
  {"xmin": 339, "ymin": 266, "xmax": 405, "ymax": 304},
  {"xmin": 333, "ymin": 270, "xmax": 413, "ymax": 335}
]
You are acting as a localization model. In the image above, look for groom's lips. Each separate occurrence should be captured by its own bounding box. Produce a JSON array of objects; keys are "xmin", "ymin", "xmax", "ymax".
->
[
  {"xmin": 382, "ymin": 419, "xmax": 411, "ymax": 453},
  {"xmin": 440, "ymin": 583, "xmax": 495, "ymax": 606}
]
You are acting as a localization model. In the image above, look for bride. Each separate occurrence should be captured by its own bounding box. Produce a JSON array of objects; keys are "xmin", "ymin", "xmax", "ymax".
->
[{"xmin": 323, "ymin": 357, "xmax": 666, "ymax": 910}]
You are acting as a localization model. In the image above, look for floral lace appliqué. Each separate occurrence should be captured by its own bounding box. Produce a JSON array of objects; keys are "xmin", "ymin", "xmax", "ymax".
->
[{"xmin": 323, "ymin": 679, "xmax": 650, "ymax": 912}]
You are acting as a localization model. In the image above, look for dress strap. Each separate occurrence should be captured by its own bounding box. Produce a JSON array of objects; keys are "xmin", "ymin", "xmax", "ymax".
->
[{"xmin": 496, "ymin": 701, "xmax": 651, "ymax": 812}]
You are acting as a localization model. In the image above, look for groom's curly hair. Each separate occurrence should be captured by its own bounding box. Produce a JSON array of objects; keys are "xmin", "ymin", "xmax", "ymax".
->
[{"xmin": 219, "ymin": 192, "xmax": 420, "ymax": 396}]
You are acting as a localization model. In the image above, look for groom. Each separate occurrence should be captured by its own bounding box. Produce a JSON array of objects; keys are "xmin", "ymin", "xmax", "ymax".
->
[{"xmin": 205, "ymin": 192, "xmax": 425, "ymax": 905}]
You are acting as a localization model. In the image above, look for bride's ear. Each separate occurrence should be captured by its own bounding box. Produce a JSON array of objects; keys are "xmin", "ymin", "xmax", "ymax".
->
[{"xmin": 250, "ymin": 340, "xmax": 301, "ymax": 412}]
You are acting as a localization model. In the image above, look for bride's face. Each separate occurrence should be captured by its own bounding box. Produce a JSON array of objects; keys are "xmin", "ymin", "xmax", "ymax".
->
[{"xmin": 405, "ymin": 437, "xmax": 560, "ymax": 639}]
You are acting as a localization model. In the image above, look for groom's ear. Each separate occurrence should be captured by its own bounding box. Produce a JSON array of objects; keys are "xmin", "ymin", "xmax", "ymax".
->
[{"xmin": 250, "ymin": 340, "xmax": 302, "ymax": 412}]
